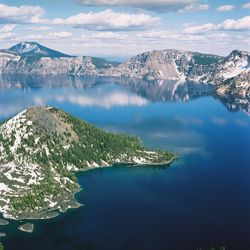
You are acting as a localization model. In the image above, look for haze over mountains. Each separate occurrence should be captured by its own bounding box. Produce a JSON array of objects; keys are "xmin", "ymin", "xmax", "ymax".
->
[{"xmin": 0, "ymin": 41, "xmax": 249, "ymax": 97}]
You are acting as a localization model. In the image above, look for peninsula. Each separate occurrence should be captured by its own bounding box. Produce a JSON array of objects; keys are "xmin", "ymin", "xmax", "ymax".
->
[{"xmin": 0, "ymin": 106, "xmax": 176, "ymax": 220}]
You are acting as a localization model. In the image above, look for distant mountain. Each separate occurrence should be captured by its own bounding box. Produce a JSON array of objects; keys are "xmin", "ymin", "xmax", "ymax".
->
[
  {"xmin": 105, "ymin": 49, "xmax": 224, "ymax": 81},
  {"xmin": 0, "ymin": 42, "xmax": 249, "ymax": 97},
  {"xmin": 6, "ymin": 41, "xmax": 73, "ymax": 58},
  {"xmin": 106, "ymin": 49, "xmax": 250, "ymax": 97},
  {"xmin": 0, "ymin": 106, "xmax": 175, "ymax": 220},
  {"xmin": 0, "ymin": 42, "xmax": 119, "ymax": 75}
]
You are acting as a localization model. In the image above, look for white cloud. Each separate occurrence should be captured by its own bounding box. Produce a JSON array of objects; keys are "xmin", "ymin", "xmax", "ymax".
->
[
  {"xmin": 184, "ymin": 23, "xmax": 216, "ymax": 34},
  {"xmin": 0, "ymin": 32, "xmax": 15, "ymax": 40},
  {"xmin": 48, "ymin": 32, "xmax": 72, "ymax": 39},
  {"xmin": 81, "ymin": 32, "xmax": 128, "ymax": 41},
  {"xmin": 242, "ymin": 2, "xmax": 250, "ymax": 9},
  {"xmin": 184, "ymin": 16, "xmax": 250, "ymax": 34},
  {"xmin": 0, "ymin": 24, "xmax": 16, "ymax": 33},
  {"xmin": 179, "ymin": 3, "xmax": 209, "ymax": 12},
  {"xmin": 219, "ymin": 16, "xmax": 250, "ymax": 30},
  {"xmin": 207, "ymin": 33, "xmax": 230, "ymax": 41},
  {"xmin": 76, "ymin": 0, "xmax": 195, "ymax": 13},
  {"xmin": 24, "ymin": 32, "xmax": 73, "ymax": 41},
  {"xmin": 24, "ymin": 34, "xmax": 44, "ymax": 40},
  {"xmin": 0, "ymin": 24, "xmax": 16, "ymax": 41},
  {"xmin": 137, "ymin": 30, "xmax": 205, "ymax": 42},
  {"xmin": 216, "ymin": 5, "xmax": 235, "ymax": 12},
  {"xmin": 0, "ymin": 3, "xmax": 44, "ymax": 24},
  {"xmin": 30, "ymin": 26, "xmax": 51, "ymax": 31},
  {"xmin": 51, "ymin": 9, "xmax": 160, "ymax": 31}
]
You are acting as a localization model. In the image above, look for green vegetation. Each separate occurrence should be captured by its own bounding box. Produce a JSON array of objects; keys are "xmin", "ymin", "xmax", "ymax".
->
[
  {"xmin": 0, "ymin": 220, "xmax": 8, "ymax": 226},
  {"xmin": 91, "ymin": 57, "xmax": 120, "ymax": 69},
  {"xmin": 0, "ymin": 106, "xmax": 175, "ymax": 218},
  {"xmin": 192, "ymin": 53, "xmax": 223, "ymax": 65},
  {"xmin": 0, "ymin": 242, "xmax": 4, "ymax": 250},
  {"xmin": 18, "ymin": 223, "xmax": 34, "ymax": 233}
]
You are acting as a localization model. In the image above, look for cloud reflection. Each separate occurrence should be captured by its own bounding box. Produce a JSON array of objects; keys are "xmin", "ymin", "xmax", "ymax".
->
[
  {"xmin": 55, "ymin": 91, "xmax": 148, "ymax": 109},
  {"xmin": 0, "ymin": 90, "xmax": 148, "ymax": 119},
  {"xmin": 211, "ymin": 116, "xmax": 227, "ymax": 126}
]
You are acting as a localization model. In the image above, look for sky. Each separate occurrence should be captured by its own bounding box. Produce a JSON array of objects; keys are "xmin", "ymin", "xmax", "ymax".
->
[{"xmin": 0, "ymin": 0, "xmax": 249, "ymax": 58}]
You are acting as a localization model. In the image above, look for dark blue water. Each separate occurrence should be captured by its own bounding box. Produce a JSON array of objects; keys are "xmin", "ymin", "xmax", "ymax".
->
[{"xmin": 0, "ymin": 75, "xmax": 250, "ymax": 250}]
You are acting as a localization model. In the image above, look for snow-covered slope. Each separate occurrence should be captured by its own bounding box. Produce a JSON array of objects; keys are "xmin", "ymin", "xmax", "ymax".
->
[
  {"xmin": 199, "ymin": 50, "xmax": 250, "ymax": 83},
  {"xmin": 106, "ymin": 49, "xmax": 249, "ymax": 96},
  {"xmin": 0, "ymin": 42, "xmax": 249, "ymax": 96},
  {"xmin": 6, "ymin": 41, "xmax": 72, "ymax": 58},
  {"xmin": 105, "ymin": 49, "xmax": 222, "ymax": 82},
  {"xmin": 0, "ymin": 106, "xmax": 175, "ymax": 220}
]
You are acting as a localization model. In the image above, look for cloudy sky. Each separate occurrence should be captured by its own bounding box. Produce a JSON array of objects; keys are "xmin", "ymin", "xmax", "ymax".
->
[{"xmin": 0, "ymin": 0, "xmax": 249, "ymax": 58}]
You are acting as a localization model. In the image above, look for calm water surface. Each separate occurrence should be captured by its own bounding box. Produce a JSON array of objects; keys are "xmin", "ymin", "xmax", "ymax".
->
[{"xmin": 0, "ymin": 75, "xmax": 250, "ymax": 250}]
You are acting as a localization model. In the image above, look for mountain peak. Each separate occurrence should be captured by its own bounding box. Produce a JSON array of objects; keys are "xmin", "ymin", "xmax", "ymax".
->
[
  {"xmin": 8, "ymin": 41, "xmax": 73, "ymax": 58},
  {"xmin": 228, "ymin": 49, "xmax": 250, "ymax": 58}
]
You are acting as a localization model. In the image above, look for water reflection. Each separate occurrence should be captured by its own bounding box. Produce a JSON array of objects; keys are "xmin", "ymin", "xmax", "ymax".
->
[
  {"xmin": 0, "ymin": 74, "xmax": 249, "ymax": 117},
  {"xmin": 1, "ymin": 75, "xmax": 250, "ymax": 250},
  {"xmin": 0, "ymin": 74, "xmax": 102, "ymax": 90},
  {"xmin": 113, "ymin": 77, "xmax": 214, "ymax": 102}
]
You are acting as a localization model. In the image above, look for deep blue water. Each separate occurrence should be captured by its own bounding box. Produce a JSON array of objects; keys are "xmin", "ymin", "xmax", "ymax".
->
[{"xmin": 0, "ymin": 75, "xmax": 250, "ymax": 250}]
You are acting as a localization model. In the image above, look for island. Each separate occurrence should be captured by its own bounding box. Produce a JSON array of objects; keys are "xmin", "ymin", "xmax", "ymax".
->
[
  {"xmin": 0, "ymin": 220, "xmax": 8, "ymax": 226},
  {"xmin": 0, "ymin": 106, "xmax": 176, "ymax": 220},
  {"xmin": 18, "ymin": 223, "xmax": 34, "ymax": 233}
]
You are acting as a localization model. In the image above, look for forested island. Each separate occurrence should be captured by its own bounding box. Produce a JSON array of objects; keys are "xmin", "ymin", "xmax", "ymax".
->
[{"xmin": 0, "ymin": 106, "xmax": 176, "ymax": 221}]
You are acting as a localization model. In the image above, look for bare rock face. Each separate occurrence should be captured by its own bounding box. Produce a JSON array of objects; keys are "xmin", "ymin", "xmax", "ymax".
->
[
  {"xmin": 107, "ymin": 49, "xmax": 250, "ymax": 97},
  {"xmin": 0, "ymin": 42, "xmax": 117, "ymax": 76},
  {"xmin": 0, "ymin": 42, "xmax": 249, "ymax": 96},
  {"xmin": 105, "ymin": 50, "xmax": 223, "ymax": 82},
  {"xmin": 105, "ymin": 50, "xmax": 193, "ymax": 81}
]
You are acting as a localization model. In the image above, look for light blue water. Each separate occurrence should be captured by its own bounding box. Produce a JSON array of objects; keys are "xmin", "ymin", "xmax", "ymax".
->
[{"xmin": 0, "ymin": 75, "xmax": 250, "ymax": 250}]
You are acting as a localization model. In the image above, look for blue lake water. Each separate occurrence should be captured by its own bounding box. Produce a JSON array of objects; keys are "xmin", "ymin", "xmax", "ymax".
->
[{"xmin": 0, "ymin": 75, "xmax": 250, "ymax": 250}]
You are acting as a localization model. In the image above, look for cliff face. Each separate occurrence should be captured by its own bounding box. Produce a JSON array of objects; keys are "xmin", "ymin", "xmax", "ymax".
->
[
  {"xmin": 0, "ymin": 42, "xmax": 117, "ymax": 76},
  {"xmin": 106, "ymin": 49, "xmax": 250, "ymax": 96},
  {"xmin": 105, "ymin": 50, "xmax": 194, "ymax": 81},
  {"xmin": 0, "ymin": 54, "xmax": 98, "ymax": 75},
  {"xmin": 0, "ymin": 42, "xmax": 249, "ymax": 96},
  {"xmin": 107, "ymin": 49, "xmax": 249, "ymax": 82}
]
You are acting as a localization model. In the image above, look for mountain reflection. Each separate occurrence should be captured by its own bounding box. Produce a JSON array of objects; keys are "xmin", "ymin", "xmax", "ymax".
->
[
  {"xmin": 0, "ymin": 74, "xmax": 249, "ymax": 116},
  {"xmin": 113, "ymin": 77, "xmax": 214, "ymax": 102}
]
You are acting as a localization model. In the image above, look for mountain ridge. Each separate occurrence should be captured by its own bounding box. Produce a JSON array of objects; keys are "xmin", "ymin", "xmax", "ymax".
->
[
  {"xmin": 0, "ymin": 42, "xmax": 249, "ymax": 97},
  {"xmin": 6, "ymin": 41, "xmax": 73, "ymax": 58}
]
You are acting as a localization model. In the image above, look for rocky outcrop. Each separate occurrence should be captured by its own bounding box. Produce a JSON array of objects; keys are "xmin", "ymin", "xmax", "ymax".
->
[{"xmin": 0, "ymin": 42, "xmax": 249, "ymax": 96}]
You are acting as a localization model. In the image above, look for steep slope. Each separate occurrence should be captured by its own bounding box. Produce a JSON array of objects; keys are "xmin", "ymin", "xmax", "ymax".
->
[
  {"xmin": 105, "ymin": 49, "xmax": 223, "ymax": 81},
  {"xmin": 0, "ymin": 42, "xmax": 119, "ymax": 75},
  {"xmin": 7, "ymin": 41, "xmax": 73, "ymax": 58},
  {"xmin": 106, "ymin": 49, "xmax": 249, "ymax": 96},
  {"xmin": 106, "ymin": 49, "xmax": 193, "ymax": 81},
  {"xmin": 0, "ymin": 42, "xmax": 249, "ymax": 96},
  {"xmin": 198, "ymin": 50, "xmax": 250, "ymax": 83},
  {"xmin": 0, "ymin": 106, "xmax": 175, "ymax": 220},
  {"xmin": 0, "ymin": 53, "xmax": 119, "ymax": 75},
  {"xmin": 0, "ymin": 55, "xmax": 99, "ymax": 75}
]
